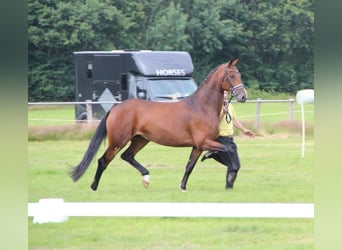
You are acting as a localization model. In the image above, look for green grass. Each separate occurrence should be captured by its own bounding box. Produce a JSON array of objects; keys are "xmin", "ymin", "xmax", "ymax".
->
[
  {"xmin": 28, "ymin": 138, "xmax": 313, "ymax": 202},
  {"xmin": 28, "ymin": 105, "xmax": 76, "ymax": 126},
  {"xmin": 28, "ymin": 217, "xmax": 313, "ymax": 250},
  {"xmin": 28, "ymin": 137, "xmax": 314, "ymax": 249},
  {"xmin": 28, "ymin": 101, "xmax": 314, "ymax": 249},
  {"xmin": 233, "ymin": 101, "xmax": 314, "ymax": 123}
]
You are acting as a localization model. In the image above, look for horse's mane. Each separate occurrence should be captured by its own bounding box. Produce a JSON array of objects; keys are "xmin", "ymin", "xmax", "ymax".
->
[
  {"xmin": 182, "ymin": 63, "xmax": 225, "ymax": 104},
  {"xmin": 193, "ymin": 63, "xmax": 224, "ymax": 93}
]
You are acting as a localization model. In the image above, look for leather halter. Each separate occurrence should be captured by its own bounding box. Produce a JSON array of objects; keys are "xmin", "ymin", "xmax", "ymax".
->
[
  {"xmin": 222, "ymin": 65, "xmax": 245, "ymax": 123},
  {"xmin": 223, "ymin": 66, "xmax": 244, "ymax": 97}
]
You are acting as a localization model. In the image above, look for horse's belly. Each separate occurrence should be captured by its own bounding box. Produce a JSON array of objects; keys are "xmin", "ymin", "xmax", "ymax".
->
[
  {"xmin": 151, "ymin": 135, "xmax": 194, "ymax": 147},
  {"xmin": 136, "ymin": 125, "xmax": 194, "ymax": 147}
]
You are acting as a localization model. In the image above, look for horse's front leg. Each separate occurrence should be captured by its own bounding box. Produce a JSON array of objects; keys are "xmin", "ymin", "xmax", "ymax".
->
[{"xmin": 180, "ymin": 147, "xmax": 202, "ymax": 192}]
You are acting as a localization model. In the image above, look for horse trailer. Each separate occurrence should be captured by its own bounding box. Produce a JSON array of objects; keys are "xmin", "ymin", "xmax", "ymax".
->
[{"xmin": 74, "ymin": 50, "xmax": 198, "ymax": 120}]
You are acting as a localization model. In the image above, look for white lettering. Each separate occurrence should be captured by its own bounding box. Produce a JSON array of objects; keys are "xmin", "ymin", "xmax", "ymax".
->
[{"xmin": 156, "ymin": 69, "xmax": 186, "ymax": 76}]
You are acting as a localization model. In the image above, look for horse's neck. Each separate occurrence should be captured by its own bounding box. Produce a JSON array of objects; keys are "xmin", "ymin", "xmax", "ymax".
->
[{"xmin": 190, "ymin": 71, "xmax": 224, "ymax": 116}]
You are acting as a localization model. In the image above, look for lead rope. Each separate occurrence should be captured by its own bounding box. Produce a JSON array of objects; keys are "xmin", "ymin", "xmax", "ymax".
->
[{"xmin": 224, "ymin": 95, "xmax": 233, "ymax": 124}]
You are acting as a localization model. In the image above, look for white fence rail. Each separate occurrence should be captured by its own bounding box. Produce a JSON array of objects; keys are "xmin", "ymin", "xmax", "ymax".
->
[
  {"xmin": 27, "ymin": 99, "xmax": 296, "ymax": 107},
  {"xmin": 28, "ymin": 199, "xmax": 314, "ymax": 224},
  {"xmin": 28, "ymin": 99, "xmax": 306, "ymax": 130}
]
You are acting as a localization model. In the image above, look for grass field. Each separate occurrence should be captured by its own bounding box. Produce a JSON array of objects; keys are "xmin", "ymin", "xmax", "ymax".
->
[
  {"xmin": 28, "ymin": 135, "xmax": 314, "ymax": 249},
  {"xmin": 29, "ymin": 217, "xmax": 313, "ymax": 250},
  {"xmin": 28, "ymin": 101, "xmax": 314, "ymax": 249}
]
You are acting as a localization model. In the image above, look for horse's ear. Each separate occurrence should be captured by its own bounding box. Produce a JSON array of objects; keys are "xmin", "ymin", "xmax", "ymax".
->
[{"xmin": 228, "ymin": 58, "xmax": 240, "ymax": 67}]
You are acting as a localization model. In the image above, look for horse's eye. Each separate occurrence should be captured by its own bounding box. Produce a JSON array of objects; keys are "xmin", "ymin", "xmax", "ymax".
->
[{"xmin": 230, "ymin": 75, "xmax": 235, "ymax": 79}]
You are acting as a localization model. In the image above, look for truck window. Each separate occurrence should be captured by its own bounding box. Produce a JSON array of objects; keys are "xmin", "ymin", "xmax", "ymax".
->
[
  {"xmin": 147, "ymin": 79, "xmax": 197, "ymax": 100},
  {"xmin": 136, "ymin": 80, "xmax": 147, "ymax": 99}
]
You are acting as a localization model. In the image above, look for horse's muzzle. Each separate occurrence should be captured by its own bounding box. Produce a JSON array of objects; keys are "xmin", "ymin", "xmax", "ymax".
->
[{"xmin": 237, "ymin": 94, "xmax": 247, "ymax": 102}]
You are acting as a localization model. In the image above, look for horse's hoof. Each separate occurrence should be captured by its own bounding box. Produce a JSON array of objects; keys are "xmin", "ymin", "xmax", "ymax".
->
[
  {"xmin": 90, "ymin": 183, "xmax": 98, "ymax": 191},
  {"xmin": 142, "ymin": 175, "xmax": 150, "ymax": 188},
  {"xmin": 142, "ymin": 180, "xmax": 149, "ymax": 188},
  {"xmin": 179, "ymin": 185, "xmax": 187, "ymax": 192}
]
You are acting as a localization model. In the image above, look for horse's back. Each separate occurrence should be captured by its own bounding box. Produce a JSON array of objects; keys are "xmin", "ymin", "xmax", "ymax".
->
[
  {"xmin": 106, "ymin": 99, "xmax": 195, "ymax": 146},
  {"xmin": 111, "ymin": 98, "xmax": 187, "ymax": 118}
]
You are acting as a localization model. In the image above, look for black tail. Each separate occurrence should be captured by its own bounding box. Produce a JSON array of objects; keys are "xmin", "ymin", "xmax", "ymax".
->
[{"xmin": 70, "ymin": 112, "xmax": 110, "ymax": 182}]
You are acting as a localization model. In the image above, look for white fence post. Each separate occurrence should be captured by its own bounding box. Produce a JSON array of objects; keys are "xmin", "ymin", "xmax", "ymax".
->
[
  {"xmin": 86, "ymin": 100, "xmax": 93, "ymax": 123},
  {"xmin": 289, "ymin": 98, "xmax": 295, "ymax": 121},
  {"xmin": 255, "ymin": 98, "xmax": 261, "ymax": 131},
  {"xmin": 296, "ymin": 89, "xmax": 314, "ymax": 158}
]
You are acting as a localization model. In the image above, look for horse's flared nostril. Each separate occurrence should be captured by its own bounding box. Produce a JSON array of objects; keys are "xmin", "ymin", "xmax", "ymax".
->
[{"xmin": 239, "ymin": 95, "xmax": 247, "ymax": 102}]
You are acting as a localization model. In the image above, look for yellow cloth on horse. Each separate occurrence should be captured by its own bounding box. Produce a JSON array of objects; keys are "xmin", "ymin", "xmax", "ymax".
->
[{"xmin": 218, "ymin": 104, "xmax": 236, "ymax": 136}]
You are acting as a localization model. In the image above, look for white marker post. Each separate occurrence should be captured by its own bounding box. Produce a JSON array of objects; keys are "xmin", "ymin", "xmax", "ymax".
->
[{"xmin": 295, "ymin": 89, "xmax": 314, "ymax": 158}]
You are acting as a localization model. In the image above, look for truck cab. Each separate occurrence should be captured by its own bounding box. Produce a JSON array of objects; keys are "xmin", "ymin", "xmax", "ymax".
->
[{"xmin": 74, "ymin": 50, "xmax": 198, "ymax": 120}]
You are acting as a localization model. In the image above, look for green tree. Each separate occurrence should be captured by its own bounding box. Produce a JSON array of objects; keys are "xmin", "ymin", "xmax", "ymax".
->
[
  {"xmin": 181, "ymin": 0, "xmax": 242, "ymax": 83},
  {"xmin": 28, "ymin": 0, "xmax": 133, "ymax": 101},
  {"xmin": 28, "ymin": 0, "xmax": 313, "ymax": 101},
  {"xmin": 145, "ymin": 2, "xmax": 192, "ymax": 51},
  {"xmin": 226, "ymin": 0, "xmax": 314, "ymax": 93}
]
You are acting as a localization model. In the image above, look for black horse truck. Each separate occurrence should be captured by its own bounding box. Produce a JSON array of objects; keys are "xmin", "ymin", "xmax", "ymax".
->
[{"xmin": 74, "ymin": 50, "xmax": 198, "ymax": 120}]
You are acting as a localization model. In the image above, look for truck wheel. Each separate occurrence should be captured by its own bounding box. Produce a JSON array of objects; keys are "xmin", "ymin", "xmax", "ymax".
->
[{"xmin": 77, "ymin": 112, "xmax": 88, "ymax": 123}]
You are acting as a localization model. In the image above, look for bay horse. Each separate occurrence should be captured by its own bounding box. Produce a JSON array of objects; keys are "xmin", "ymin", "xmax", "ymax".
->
[{"xmin": 70, "ymin": 58, "xmax": 247, "ymax": 191}]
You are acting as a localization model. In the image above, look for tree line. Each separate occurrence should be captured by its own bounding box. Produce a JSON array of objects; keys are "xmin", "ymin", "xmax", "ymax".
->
[{"xmin": 28, "ymin": 0, "xmax": 314, "ymax": 101}]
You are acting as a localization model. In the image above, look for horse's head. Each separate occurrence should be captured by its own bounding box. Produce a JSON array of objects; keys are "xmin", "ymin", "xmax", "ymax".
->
[{"xmin": 222, "ymin": 58, "xmax": 247, "ymax": 102}]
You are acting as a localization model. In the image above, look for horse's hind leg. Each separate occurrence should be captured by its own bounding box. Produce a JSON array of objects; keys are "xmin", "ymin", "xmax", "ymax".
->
[
  {"xmin": 121, "ymin": 135, "xmax": 150, "ymax": 187},
  {"xmin": 180, "ymin": 147, "xmax": 202, "ymax": 192},
  {"xmin": 91, "ymin": 146, "xmax": 121, "ymax": 191}
]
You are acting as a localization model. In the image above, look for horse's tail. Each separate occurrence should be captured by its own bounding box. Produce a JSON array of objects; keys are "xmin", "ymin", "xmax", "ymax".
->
[{"xmin": 70, "ymin": 111, "xmax": 110, "ymax": 182}]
